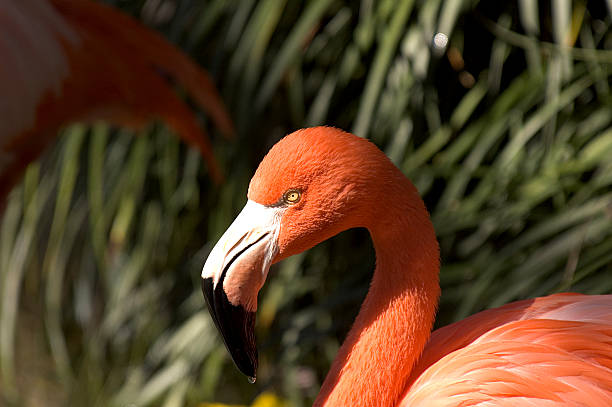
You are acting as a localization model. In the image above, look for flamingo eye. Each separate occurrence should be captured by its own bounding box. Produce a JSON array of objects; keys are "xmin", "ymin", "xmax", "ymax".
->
[{"xmin": 283, "ymin": 189, "xmax": 301, "ymax": 205}]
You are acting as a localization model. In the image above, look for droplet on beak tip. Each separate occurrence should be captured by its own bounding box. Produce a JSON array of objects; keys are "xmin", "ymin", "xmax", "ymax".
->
[{"xmin": 248, "ymin": 376, "xmax": 256, "ymax": 384}]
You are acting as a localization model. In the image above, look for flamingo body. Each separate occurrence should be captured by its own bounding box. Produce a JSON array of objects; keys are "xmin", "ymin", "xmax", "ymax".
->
[
  {"xmin": 403, "ymin": 293, "xmax": 612, "ymax": 405},
  {"xmin": 0, "ymin": 0, "xmax": 233, "ymax": 201},
  {"xmin": 200, "ymin": 127, "xmax": 612, "ymax": 406}
]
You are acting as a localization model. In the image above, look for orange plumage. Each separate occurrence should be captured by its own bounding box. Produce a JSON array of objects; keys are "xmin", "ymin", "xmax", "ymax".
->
[
  {"xmin": 201, "ymin": 127, "xmax": 612, "ymax": 406},
  {"xmin": 403, "ymin": 294, "xmax": 612, "ymax": 405},
  {"xmin": 0, "ymin": 0, "xmax": 233, "ymax": 201}
]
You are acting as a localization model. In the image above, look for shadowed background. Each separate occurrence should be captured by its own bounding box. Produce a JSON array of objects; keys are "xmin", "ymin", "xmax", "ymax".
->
[{"xmin": 1, "ymin": 0, "xmax": 611, "ymax": 406}]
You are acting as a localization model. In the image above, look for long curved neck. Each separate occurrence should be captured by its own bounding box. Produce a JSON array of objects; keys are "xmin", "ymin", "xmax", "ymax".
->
[{"xmin": 315, "ymin": 173, "xmax": 440, "ymax": 406}]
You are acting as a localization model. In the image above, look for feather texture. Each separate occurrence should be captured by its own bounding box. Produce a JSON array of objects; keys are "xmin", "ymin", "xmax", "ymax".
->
[{"xmin": 403, "ymin": 294, "xmax": 612, "ymax": 406}]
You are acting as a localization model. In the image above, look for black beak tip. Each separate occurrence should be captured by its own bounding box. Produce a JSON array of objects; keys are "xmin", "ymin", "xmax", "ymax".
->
[
  {"xmin": 231, "ymin": 344, "xmax": 257, "ymax": 379},
  {"xmin": 201, "ymin": 277, "xmax": 258, "ymax": 381}
]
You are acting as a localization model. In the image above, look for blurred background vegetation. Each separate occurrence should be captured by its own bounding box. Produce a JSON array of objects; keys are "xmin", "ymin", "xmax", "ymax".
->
[{"xmin": 1, "ymin": 0, "xmax": 612, "ymax": 406}]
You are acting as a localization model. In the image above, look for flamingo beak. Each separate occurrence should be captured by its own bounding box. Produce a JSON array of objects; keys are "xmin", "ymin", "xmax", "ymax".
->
[{"xmin": 201, "ymin": 200, "xmax": 284, "ymax": 382}]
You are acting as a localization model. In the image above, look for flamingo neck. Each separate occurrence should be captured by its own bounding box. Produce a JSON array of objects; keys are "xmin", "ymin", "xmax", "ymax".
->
[{"xmin": 315, "ymin": 177, "xmax": 440, "ymax": 406}]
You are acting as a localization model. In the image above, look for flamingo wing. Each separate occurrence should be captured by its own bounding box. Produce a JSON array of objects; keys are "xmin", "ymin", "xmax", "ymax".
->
[
  {"xmin": 401, "ymin": 294, "xmax": 612, "ymax": 406},
  {"xmin": 0, "ymin": 0, "xmax": 233, "ymax": 200}
]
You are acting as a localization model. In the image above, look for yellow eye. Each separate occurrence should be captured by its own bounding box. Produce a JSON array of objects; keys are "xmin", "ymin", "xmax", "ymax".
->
[{"xmin": 283, "ymin": 189, "xmax": 301, "ymax": 204}]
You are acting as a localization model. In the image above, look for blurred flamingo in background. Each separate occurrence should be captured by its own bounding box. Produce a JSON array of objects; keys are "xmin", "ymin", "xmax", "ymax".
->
[
  {"xmin": 0, "ymin": 0, "xmax": 233, "ymax": 203},
  {"xmin": 201, "ymin": 127, "xmax": 612, "ymax": 406}
]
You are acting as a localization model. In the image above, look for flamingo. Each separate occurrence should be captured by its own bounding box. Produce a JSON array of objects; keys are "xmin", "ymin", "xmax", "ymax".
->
[
  {"xmin": 201, "ymin": 127, "xmax": 612, "ymax": 406},
  {"xmin": 0, "ymin": 0, "xmax": 233, "ymax": 203}
]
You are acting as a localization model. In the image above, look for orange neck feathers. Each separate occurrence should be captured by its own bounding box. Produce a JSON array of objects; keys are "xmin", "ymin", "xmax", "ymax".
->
[
  {"xmin": 206, "ymin": 127, "xmax": 612, "ymax": 406},
  {"xmin": 249, "ymin": 127, "xmax": 440, "ymax": 406},
  {"xmin": 249, "ymin": 127, "xmax": 441, "ymax": 405},
  {"xmin": 313, "ymin": 151, "xmax": 440, "ymax": 406}
]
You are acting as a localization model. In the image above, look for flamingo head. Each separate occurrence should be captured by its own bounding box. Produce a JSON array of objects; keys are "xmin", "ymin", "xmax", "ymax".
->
[{"xmin": 201, "ymin": 127, "xmax": 392, "ymax": 380}]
